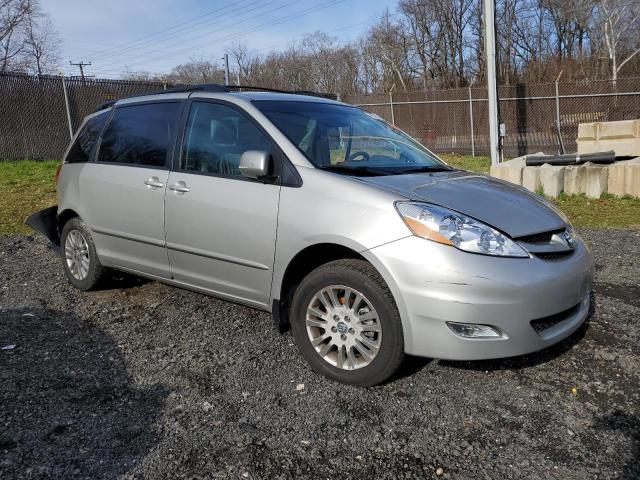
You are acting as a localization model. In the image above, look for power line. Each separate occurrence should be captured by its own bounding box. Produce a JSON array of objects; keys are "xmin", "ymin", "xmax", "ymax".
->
[
  {"xmin": 90, "ymin": 0, "xmax": 292, "ymax": 72},
  {"xmin": 90, "ymin": 0, "xmax": 270, "ymax": 62},
  {"xmin": 91, "ymin": 0, "xmax": 347, "ymax": 75},
  {"xmin": 84, "ymin": 0, "xmax": 253, "ymax": 60}
]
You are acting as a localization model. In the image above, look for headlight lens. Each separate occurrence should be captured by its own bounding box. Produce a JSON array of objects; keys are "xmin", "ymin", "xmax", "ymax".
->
[{"xmin": 396, "ymin": 202, "xmax": 529, "ymax": 257}]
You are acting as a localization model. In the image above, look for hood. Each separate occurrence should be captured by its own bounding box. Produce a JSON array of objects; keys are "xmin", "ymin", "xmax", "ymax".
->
[{"xmin": 356, "ymin": 170, "xmax": 566, "ymax": 238}]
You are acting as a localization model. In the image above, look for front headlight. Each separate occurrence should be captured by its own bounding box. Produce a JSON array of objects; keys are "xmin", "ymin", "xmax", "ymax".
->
[{"xmin": 395, "ymin": 202, "xmax": 529, "ymax": 257}]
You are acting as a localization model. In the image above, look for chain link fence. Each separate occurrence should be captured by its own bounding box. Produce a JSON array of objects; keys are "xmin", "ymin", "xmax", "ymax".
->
[
  {"xmin": 344, "ymin": 77, "xmax": 640, "ymax": 158},
  {"xmin": 0, "ymin": 73, "xmax": 179, "ymax": 160},
  {"xmin": 2, "ymin": 72, "xmax": 640, "ymax": 160}
]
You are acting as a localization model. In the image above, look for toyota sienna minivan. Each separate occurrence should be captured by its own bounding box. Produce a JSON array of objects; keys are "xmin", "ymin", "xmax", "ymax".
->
[{"xmin": 27, "ymin": 84, "xmax": 593, "ymax": 386}]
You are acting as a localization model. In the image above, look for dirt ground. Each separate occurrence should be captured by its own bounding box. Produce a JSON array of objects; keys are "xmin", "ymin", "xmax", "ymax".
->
[{"xmin": 1, "ymin": 229, "xmax": 638, "ymax": 479}]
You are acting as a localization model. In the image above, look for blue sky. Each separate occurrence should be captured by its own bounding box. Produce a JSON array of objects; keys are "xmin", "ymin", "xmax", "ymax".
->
[{"xmin": 41, "ymin": 0, "xmax": 395, "ymax": 78}]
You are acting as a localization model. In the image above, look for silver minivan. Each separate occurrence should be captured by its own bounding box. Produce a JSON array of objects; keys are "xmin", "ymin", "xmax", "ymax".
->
[{"xmin": 28, "ymin": 84, "xmax": 593, "ymax": 386}]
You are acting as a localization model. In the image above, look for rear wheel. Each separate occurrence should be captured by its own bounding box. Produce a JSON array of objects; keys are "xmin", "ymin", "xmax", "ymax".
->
[
  {"xmin": 60, "ymin": 217, "xmax": 105, "ymax": 291},
  {"xmin": 290, "ymin": 259, "xmax": 404, "ymax": 386}
]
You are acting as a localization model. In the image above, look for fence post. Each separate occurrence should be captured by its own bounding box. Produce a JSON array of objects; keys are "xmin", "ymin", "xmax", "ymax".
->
[
  {"xmin": 61, "ymin": 74, "xmax": 74, "ymax": 140},
  {"xmin": 468, "ymin": 83, "xmax": 475, "ymax": 157},
  {"xmin": 389, "ymin": 89, "xmax": 395, "ymax": 125},
  {"xmin": 555, "ymin": 70, "xmax": 565, "ymax": 154}
]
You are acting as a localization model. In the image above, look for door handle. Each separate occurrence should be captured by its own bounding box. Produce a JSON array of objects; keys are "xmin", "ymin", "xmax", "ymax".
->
[
  {"xmin": 144, "ymin": 176, "xmax": 164, "ymax": 188},
  {"xmin": 168, "ymin": 181, "xmax": 190, "ymax": 193}
]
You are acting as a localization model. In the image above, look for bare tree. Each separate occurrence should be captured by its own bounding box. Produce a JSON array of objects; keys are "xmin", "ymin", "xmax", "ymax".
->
[
  {"xmin": 164, "ymin": 57, "xmax": 225, "ymax": 84},
  {"xmin": 0, "ymin": 0, "xmax": 33, "ymax": 72},
  {"xmin": 22, "ymin": 11, "xmax": 60, "ymax": 75},
  {"xmin": 599, "ymin": 0, "xmax": 640, "ymax": 83}
]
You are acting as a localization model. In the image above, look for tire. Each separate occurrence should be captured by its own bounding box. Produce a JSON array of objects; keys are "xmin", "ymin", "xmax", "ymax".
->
[
  {"xmin": 290, "ymin": 259, "xmax": 404, "ymax": 386},
  {"xmin": 60, "ymin": 217, "xmax": 105, "ymax": 291}
]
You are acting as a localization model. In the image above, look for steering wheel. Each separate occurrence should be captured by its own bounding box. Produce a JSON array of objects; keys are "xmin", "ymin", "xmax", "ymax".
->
[{"xmin": 347, "ymin": 151, "xmax": 370, "ymax": 162}]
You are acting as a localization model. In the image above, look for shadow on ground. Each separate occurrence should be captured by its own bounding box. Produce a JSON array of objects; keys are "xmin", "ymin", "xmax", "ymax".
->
[
  {"xmin": 594, "ymin": 411, "xmax": 640, "ymax": 480},
  {"xmin": 0, "ymin": 308, "xmax": 167, "ymax": 478}
]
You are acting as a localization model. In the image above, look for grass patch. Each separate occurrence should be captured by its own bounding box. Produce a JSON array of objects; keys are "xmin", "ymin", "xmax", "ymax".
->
[
  {"xmin": 554, "ymin": 194, "xmax": 640, "ymax": 229},
  {"xmin": 0, "ymin": 160, "xmax": 59, "ymax": 234},
  {"xmin": 439, "ymin": 153, "xmax": 491, "ymax": 173}
]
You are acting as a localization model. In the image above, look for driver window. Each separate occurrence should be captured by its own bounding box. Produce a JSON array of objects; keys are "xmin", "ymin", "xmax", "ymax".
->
[{"xmin": 182, "ymin": 102, "xmax": 271, "ymax": 176}]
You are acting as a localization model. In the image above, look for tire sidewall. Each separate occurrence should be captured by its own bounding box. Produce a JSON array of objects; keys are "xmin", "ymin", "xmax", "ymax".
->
[
  {"xmin": 290, "ymin": 261, "xmax": 404, "ymax": 386},
  {"xmin": 60, "ymin": 218, "xmax": 101, "ymax": 291}
]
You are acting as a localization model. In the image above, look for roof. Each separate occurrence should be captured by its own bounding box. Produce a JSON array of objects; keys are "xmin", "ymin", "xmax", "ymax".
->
[{"xmin": 95, "ymin": 83, "xmax": 339, "ymax": 112}]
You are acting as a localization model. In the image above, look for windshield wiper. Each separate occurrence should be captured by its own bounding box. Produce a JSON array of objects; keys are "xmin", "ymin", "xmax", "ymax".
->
[
  {"xmin": 317, "ymin": 164, "xmax": 392, "ymax": 176},
  {"xmin": 392, "ymin": 165, "xmax": 453, "ymax": 174}
]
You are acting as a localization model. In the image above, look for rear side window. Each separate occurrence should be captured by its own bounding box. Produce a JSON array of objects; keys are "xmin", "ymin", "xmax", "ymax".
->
[
  {"xmin": 98, "ymin": 102, "xmax": 180, "ymax": 167},
  {"xmin": 66, "ymin": 111, "xmax": 109, "ymax": 163}
]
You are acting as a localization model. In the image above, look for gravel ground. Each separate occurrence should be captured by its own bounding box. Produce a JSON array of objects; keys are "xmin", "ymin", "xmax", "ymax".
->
[{"xmin": 1, "ymin": 229, "xmax": 639, "ymax": 479}]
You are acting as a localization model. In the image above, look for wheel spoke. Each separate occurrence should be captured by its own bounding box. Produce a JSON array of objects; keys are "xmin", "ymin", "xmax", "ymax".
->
[
  {"xmin": 328, "ymin": 288, "xmax": 341, "ymax": 308},
  {"xmin": 346, "ymin": 346, "xmax": 357, "ymax": 369},
  {"xmin": 311, "ymin": 333, "xmax": 331, "ymax": 347},
  {"xmin": 308, "ymin": 306, "xmax": 327, "ymax": 320},
  {"xmin": 317, "ymin": 341, "xmax": 334, "ymax": 358},
  {"xmin": 354, "ymin": 341, "xmax": 375, "ymax": 361},
  {"xmin": 358, "ymin": 334, "xmax": 380, "ymax": 350},
  {"xmin": 337, "ymin": 346, "xmax": 347, "ymax": 369},
  {"xmin": 306, "ymin": 317, "xmax": 327, "ymax": 328}
]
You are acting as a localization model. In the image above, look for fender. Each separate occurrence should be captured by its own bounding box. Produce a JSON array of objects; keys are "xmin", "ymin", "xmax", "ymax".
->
[{"xmin": 25, "ymin": 206, "xmax": 59, "ymax": 248}]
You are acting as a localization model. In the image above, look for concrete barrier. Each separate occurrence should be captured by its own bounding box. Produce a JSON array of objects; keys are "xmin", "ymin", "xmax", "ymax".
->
[
  {"xmin": 489, "ymin": 156, "xmax": 526, "ymax": 185},
  {"xmin": 489, "ymin": 153, "xmax": 640, "ymax": 198},
  {"xmin": 522, "ymin": 166, "xmax": 541, "ymax": 193},
  {"xmin": 578, "ymin": 119, "xmax": 640, "ymax": 157},
  {"xmin": 564, "ymin": 166, "xmax": 586, "ymax": 195},
  {"xmin": 539, "ymin": 164, "xmax": 565, "ymax": 197},
  {"xmin": 626, "ymin": 162, "xmax": 640, "ymax": 197},
  {"xmin": 583, "ymin": 163, "xmax": 608, "ymax": 198},
  {"xmin": 607, "ymin": 158, "xmax": 640, "ymax": 197}
]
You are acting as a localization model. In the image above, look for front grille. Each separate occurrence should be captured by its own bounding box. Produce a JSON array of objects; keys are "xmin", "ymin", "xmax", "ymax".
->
[
  {"xmin": 534, "ymin": 251, "xmax": 574, "ymax": 261},
  {"xmin": 530, "ymin": 302, "xmax": 580, "ymax": 334},
  {"xmin": 516, "ymin": 229, "xmax": 564, "ymax": 244}
]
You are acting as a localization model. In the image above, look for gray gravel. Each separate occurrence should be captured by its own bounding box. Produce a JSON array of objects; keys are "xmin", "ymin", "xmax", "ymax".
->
[{"xmin": 1, "ymin": 229, "xmax": 639, "ymax": 479}]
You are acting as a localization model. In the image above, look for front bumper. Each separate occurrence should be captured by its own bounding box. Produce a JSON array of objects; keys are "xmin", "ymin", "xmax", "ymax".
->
[{"xmin": 365, "ymin": 235, "xmax": 593, "ymax": 360}]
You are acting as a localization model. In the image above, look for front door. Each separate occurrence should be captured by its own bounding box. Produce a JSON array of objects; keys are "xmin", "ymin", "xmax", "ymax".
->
[
  {"xmin": 164, "ymin": 101, "xmax": 280, "ymax": 307},
  {"xmin": 81, "ymin": 101, "xmax": 181, "ymax": 278}
]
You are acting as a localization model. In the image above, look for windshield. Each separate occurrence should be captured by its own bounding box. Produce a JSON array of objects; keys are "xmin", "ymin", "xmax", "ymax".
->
[{"xmin": 254, "ymin": 100, "xmax": 450, "ymax": 175}]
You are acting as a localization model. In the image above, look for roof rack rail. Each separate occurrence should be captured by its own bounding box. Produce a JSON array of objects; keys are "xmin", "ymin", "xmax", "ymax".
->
[{"xmin": 94, "ymin": 83, "xmax": 335, "ymax": 112}]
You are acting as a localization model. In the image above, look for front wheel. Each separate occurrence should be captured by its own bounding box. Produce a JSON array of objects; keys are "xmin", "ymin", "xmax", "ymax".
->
[{"xmin": 290, "ymin": 259, "xmax": 404, "ymax": 386}]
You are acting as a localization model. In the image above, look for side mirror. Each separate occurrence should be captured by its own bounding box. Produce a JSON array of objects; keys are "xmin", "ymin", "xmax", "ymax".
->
[{"xmin": 239, "ymin": 150, "xmax": 271, "ymax": 180}]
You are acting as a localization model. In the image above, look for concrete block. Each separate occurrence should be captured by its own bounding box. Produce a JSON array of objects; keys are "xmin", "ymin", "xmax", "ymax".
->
[
  {"xmin": 522, "ymin": 166, "xmax": 541, "ymax": 193},
  {"xmin": 564, "ymin": 166, "xmax": 586, "ymax": 195},
  {"xmin": 577, "ymin": 119, "xmax": 640, "ymax": 157},
  {"xmin": 626, "ymin": 162, "xmax": 640, "ymax": 197},
  {"xmin": 539, "ymin": 164, "xmax": 565, "ymax": 198},
  {"xmin": 607, "ymin": 158, "xmax": 640, "ymax": 197},
  {"xmin": 583, "ymin": 162, "xmax": 608, "ymax": 198},
  {"xmin": 489, "ymin": 155, "xmax": 526, "ymax": 186},
  {"xmin": 607, "ymin": 161, "xmax": 629, "ymax": 196}
]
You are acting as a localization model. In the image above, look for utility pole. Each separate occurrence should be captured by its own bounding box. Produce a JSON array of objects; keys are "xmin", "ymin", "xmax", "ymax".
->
[
  {"xmin": 483, "ymin": 0, "xmax": 499, "ymax": 166},
  {"xmin": 69, "ymin": 61, "xmax": 91, "ymax": 82},
  {"xmin": 223, "ymin": 53, "xmax": 230, "ymax": 86}
]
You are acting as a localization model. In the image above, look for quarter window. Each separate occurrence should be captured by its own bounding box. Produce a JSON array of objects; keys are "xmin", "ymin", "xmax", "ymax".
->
[
  {"xmin": 66, "ymin": 110, "xmax": 109, "ymax": 163},
  {"xmin": 182, "ymin": 102, "xmax": 271, "ymax": 176},
  {"xmin": 98, "ymin": 102, "xmax": 180, "ymax": 167}
]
